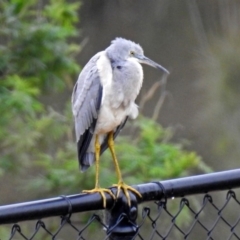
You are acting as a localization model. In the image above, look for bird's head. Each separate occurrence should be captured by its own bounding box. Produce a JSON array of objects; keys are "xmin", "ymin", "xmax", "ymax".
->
[{"xmin": 106, "ymin": 37, "xmax": 169, "ymax": 74}]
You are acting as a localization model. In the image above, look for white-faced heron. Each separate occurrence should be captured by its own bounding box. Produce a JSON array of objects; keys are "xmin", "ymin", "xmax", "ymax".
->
[{"xmin": 72, "ymin": 37, "xmax": 169, "ymax": 207}]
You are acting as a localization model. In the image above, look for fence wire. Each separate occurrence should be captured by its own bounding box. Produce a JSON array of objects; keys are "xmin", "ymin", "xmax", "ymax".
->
[{"xmin": 4, "ymin": 189, "xmax": 240, "ymax": 240}]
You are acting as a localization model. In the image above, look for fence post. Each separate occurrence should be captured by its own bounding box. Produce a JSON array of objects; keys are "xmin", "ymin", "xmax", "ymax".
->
[{"xmin": 105, "ymin": 191, "xmax": 138, "ymax": 240}]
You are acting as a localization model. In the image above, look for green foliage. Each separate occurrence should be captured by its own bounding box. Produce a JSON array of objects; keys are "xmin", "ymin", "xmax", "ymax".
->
[
  {"xmin": 28, "ymin": 115, "xmax": 208, "ymax": 196},
  {"xmin": 100, "ymin": 116, "xmax": 206, "ymax": 186},
  {"xmin": 0, "ymin": 0, "xmax": 81, "ymax": 173},
  {"xmin": 0, "ymin": 0, "xmax": 80, "ymax": 91}
]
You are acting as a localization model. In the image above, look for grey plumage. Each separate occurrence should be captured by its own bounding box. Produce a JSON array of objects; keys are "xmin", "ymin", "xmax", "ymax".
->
[
  {"xmin": 72, "ymin": 37, "xmax": 169, "ymax": 171},
  {"xmin": 72, "ymin": 53, "xmax": 103, "ymax": 170},
  {"xmin": 72, "ymin": 53, "xmax": 102, "ymax": 138}
]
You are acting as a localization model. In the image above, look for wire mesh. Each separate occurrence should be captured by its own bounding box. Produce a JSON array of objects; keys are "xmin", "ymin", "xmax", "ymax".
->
[{"xmin": 3, "ymin": 189, "xmax": 240, "ymax": 240}]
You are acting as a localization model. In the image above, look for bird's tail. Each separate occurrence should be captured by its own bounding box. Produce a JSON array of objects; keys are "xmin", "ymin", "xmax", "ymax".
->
[{"xmin": 80, "ymin": 152, "xmax": 95, "ymax": 172}]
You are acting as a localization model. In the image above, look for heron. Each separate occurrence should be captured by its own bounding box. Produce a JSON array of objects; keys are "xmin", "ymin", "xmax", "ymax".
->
[{"xmin": 72, "ymin": 37, "xmax": 169, "ymax": 208}]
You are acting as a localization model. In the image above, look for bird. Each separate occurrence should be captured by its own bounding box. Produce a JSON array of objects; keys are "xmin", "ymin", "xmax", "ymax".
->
[{"xmin": 71, "ymin": 37, "xmax": 169, "ymax": 208}]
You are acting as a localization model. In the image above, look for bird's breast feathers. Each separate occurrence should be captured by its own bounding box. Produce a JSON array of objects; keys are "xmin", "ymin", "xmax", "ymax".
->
[{"xmin": 94, "ymin": 52, "xmax": 142, "ymax": 134}]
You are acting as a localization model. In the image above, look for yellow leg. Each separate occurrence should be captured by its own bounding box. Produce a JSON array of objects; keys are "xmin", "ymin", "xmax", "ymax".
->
[
  {"xmin": 83, "ymin": 134, "xmax": 115, "ymax": 208},
  {"xmin": 108, "ymin": 131, "xmax": 142, "ymax": 206}
]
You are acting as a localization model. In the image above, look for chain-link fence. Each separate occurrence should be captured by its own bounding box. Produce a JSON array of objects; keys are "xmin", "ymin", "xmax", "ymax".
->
[{"xmin": 1, "ymin": 169, "xmax": 240, "ymax": 240}]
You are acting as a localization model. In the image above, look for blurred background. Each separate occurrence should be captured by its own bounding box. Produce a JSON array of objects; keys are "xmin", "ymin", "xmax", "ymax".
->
[{"xmin": 0, "ymin": 0, "xmax": 240, "ymax": 234}]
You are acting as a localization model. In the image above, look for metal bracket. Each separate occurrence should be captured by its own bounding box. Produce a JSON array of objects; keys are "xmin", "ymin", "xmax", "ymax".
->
[{"xmin": 105, "ymin": 189, "xmax": 138, "ymax": 240}]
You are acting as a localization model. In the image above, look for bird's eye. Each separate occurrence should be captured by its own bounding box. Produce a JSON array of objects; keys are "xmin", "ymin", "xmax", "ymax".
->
[{"xmin": 130, "ymin": 51, "xmax": 134, "ymax": 55}]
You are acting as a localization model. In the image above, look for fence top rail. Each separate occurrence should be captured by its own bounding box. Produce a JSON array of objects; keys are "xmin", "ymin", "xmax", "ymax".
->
[{"xmin": 0, "ymin": 169, "xmax": 240, "ymax": 224}]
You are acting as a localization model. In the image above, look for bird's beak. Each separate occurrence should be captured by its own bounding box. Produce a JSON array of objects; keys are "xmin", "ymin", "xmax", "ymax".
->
[{"xmin": 134, "ymin": 54, "xmax": 169, "ymax": 74}]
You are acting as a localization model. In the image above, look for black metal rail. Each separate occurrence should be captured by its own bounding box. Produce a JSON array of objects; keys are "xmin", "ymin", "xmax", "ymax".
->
[{"xmin": 0, "ymin": 169, "xmax": 240, "ymax": 225}]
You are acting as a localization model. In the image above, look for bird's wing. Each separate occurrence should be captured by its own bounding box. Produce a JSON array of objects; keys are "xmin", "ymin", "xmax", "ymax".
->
[
  {"xmin": 72, "ymin": 53, "xmax": 103, "ymax": 168},
  {"xmin": 100, "ymin": 117, "xmax": 128, "ymax": 155}
]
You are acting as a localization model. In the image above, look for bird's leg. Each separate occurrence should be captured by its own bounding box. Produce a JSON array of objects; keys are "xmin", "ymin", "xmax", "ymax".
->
[
  {"xmin": 93, "ymin": 134, "xmax": 101, "ymax": 188},
  {"xmin": 82, "ymin": 134, "xmax": 115, "ymax": 208},
  {"xmin": 108, "ymin": 131, "xmax": 142, "ymax": 206}
]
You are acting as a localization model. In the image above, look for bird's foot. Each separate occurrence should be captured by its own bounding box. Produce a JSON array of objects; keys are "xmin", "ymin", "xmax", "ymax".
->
[
  {"xmin": 83, "ymin": 187, "xmax": 115, "ymax": 208},
  {"xmin": 112, "ymin": 181, "xmax": 142, "ymax": 206}
]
